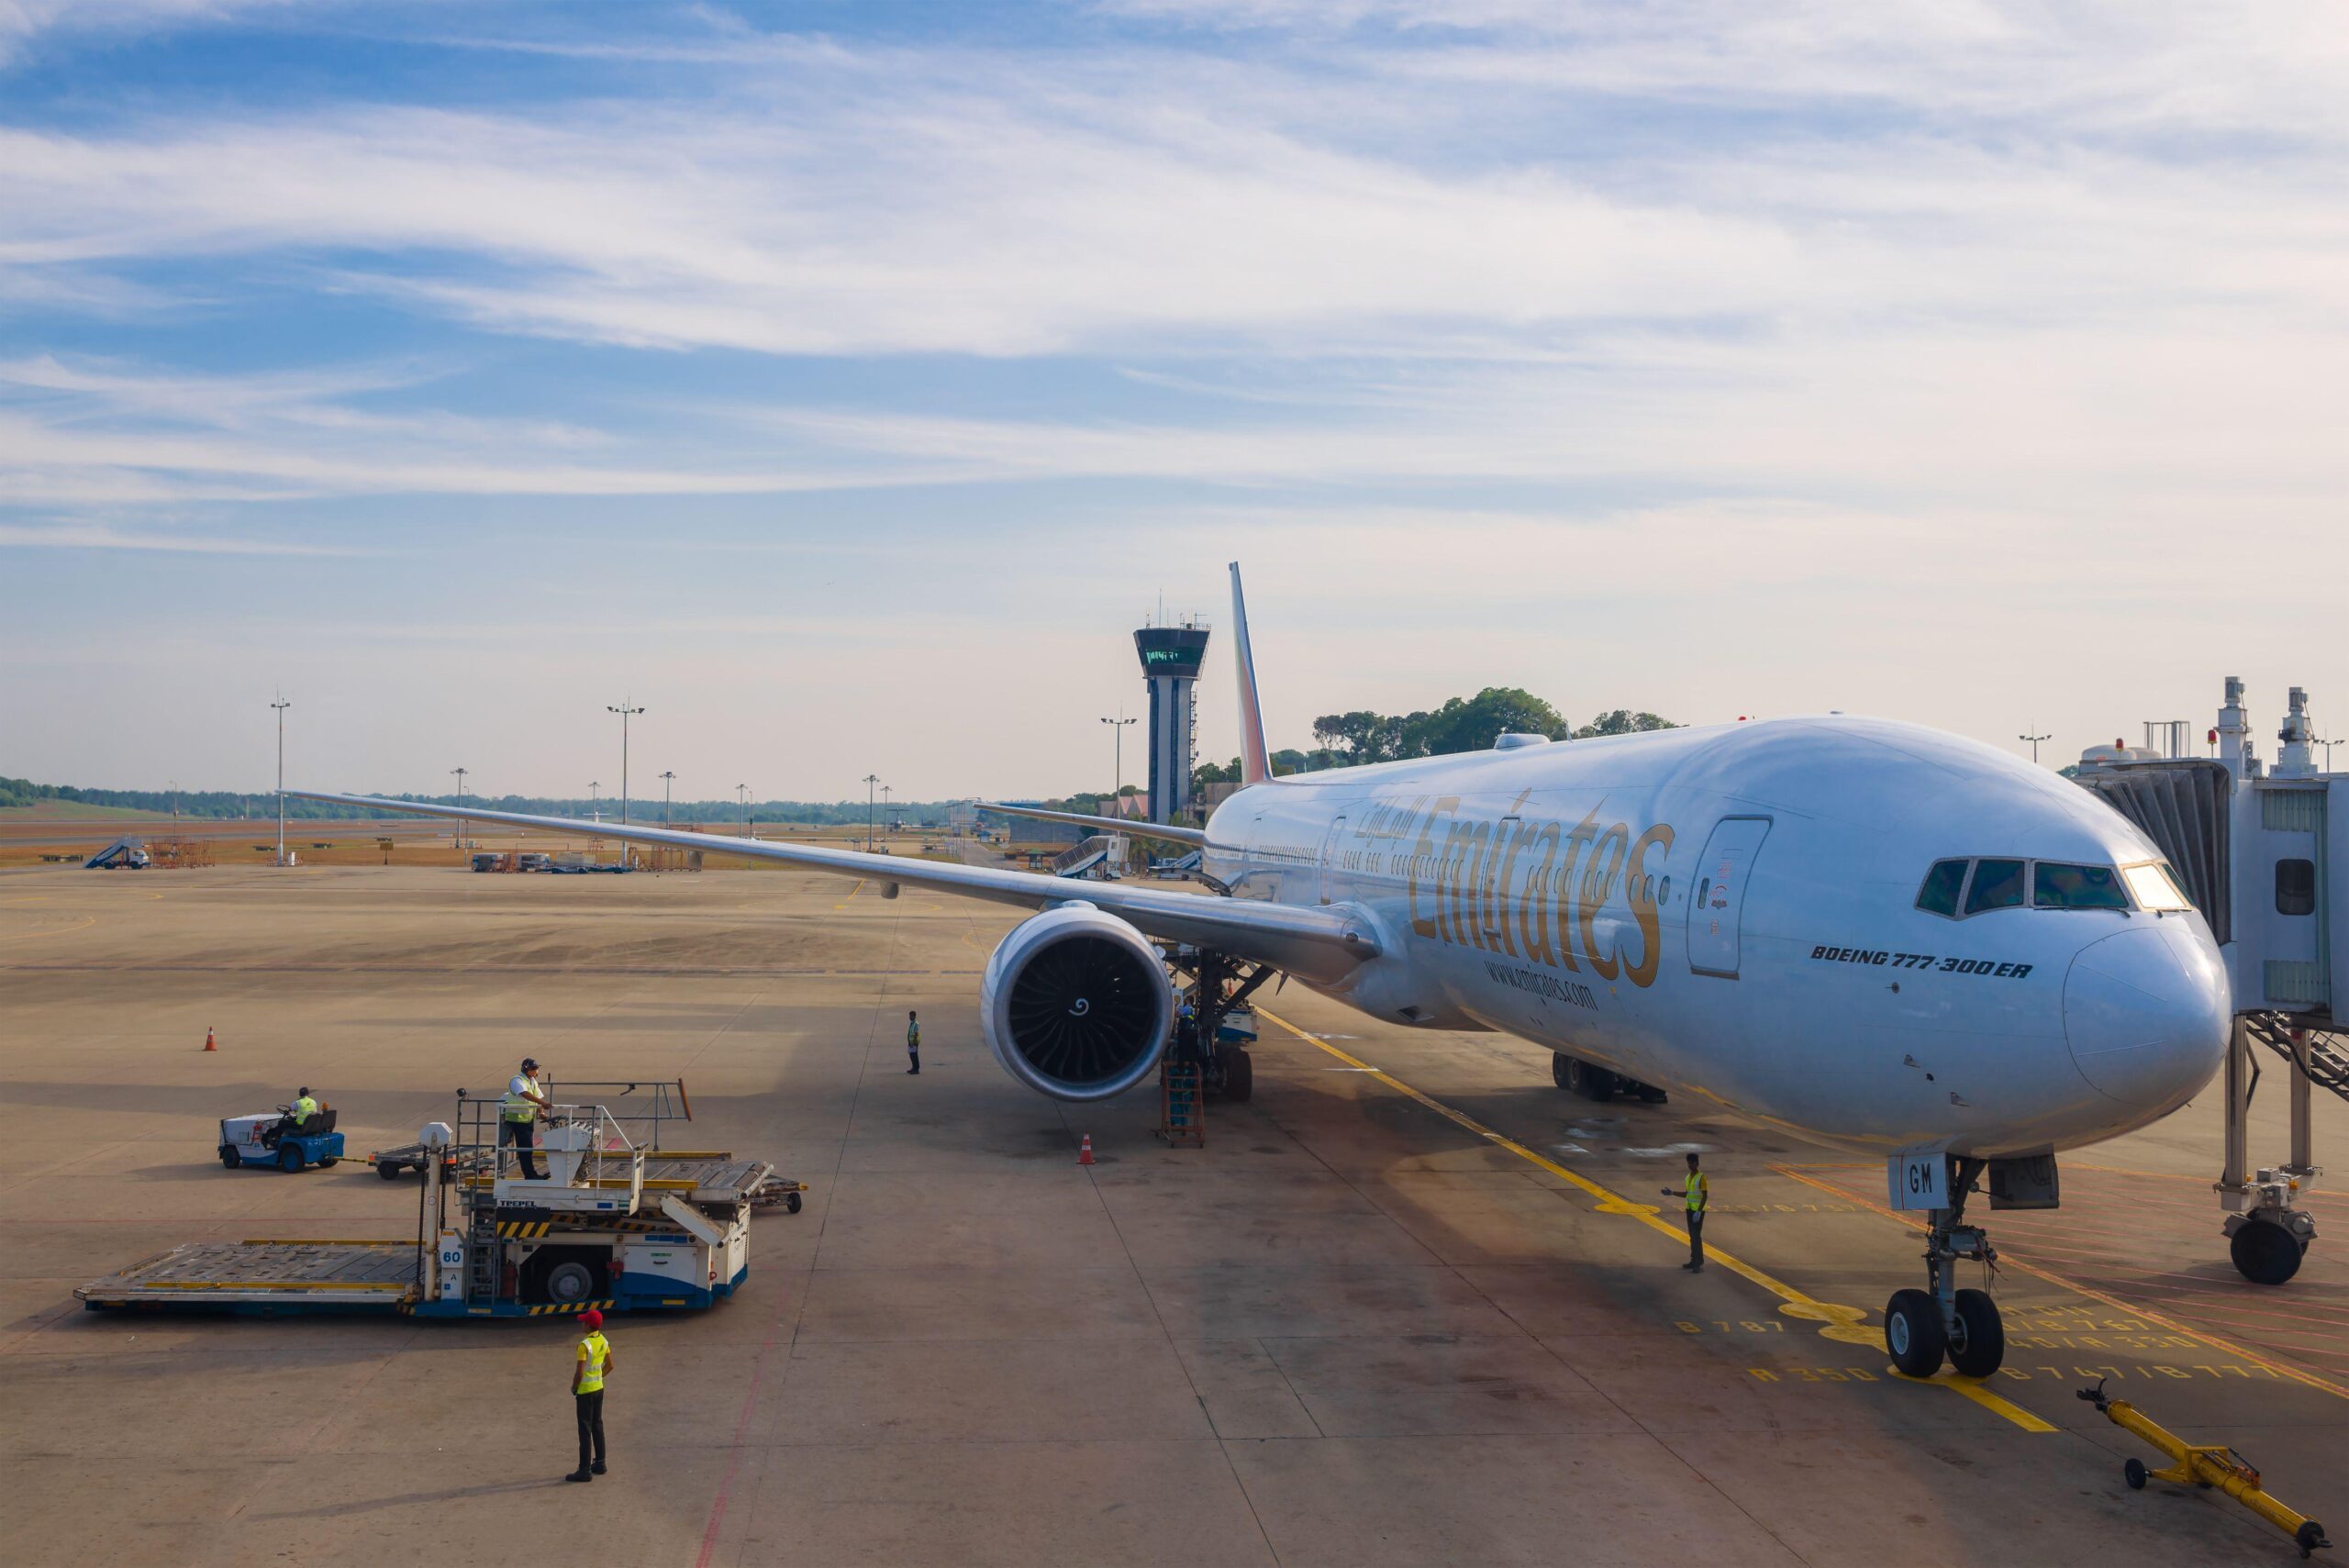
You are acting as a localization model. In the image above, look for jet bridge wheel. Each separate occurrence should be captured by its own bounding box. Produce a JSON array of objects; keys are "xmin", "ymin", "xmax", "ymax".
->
[{"xmin": 2230, "ymin": 1219, "xmax": 2306, "ymax": 1285}]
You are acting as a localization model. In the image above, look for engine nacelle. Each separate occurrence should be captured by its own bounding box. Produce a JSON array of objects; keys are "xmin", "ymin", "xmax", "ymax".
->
[{"xmin": 980, "ymin": 903, "xmax": 1174, "ymax": 1101}]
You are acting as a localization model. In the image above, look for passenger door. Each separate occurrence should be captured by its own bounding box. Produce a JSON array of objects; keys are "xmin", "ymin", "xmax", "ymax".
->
[
  {"xmin": 1317, "ymin": 816, "xmax": 1348, "ymax": 906},
  {"xmin": 1687, "ymin": 817, "xmax": 1772, "ymax": 978}
]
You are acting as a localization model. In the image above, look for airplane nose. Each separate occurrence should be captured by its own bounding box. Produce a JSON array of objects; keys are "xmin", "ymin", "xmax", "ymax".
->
[{"xmin": 2063, "ymin": 926, "xmax": 2227, "ymax": 1107}]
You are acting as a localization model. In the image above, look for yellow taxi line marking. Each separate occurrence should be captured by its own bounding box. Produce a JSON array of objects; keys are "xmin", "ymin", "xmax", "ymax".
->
[
  {"xmin": 1256, "ymin": 1006, "xmax": 2054, "ymax": 1433},
  {"xmin": 833, "ymin": 879, "xmax": 865, "ymax": 909},
  {"xmin": 1774, "ymin": 1162, "xmax": 2349, "ymax": 1404},
  {"xmin": 1889, "ymin": 1367, "xmax": 2058, "ymax": 1428},
  {"xmin": 0, "ymin": 916, "xmax": 96, "ymax": 943}
]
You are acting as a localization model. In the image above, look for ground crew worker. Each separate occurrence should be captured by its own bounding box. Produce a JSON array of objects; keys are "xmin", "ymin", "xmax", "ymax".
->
[
  {"xmin": 566, "ymin": 1307, "xmax": 613, "ymax": 1483},
  {"xmin": 906, "ymin": 1010, "xmax": 920, "ymax": 1075},
  {"xmin": 263, "ymin": 1086, "xmax": 320, "ymax": 1149},
  {"xmin": 1663, "ymin": 1151, "xmax": 1709, "ymax": 1271},
  {"xmin": 503, "ymin": 1056, "xmax": 550, "ymax": 1180}
]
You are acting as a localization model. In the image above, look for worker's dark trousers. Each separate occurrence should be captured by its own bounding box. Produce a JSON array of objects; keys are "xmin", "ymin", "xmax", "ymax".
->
[
  {"xmin": 907, "ymin": 1044, "xmax": 919, "ymax": 1074},
  {"xmin": 575, "ymin": 1392, "xmax": 606, "ymax": 1471},
  {"xmin": 1686, "ymin": 1210, "xmax": 1705, "ymax": 1267},
  {"xmin": 501, "ymin": 1118, "xmax": 543, "ymax": 1180}
]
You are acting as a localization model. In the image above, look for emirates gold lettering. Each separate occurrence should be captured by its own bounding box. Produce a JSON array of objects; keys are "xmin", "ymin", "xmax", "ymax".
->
[
  {"xmin": 1619, "ymin": 824, "xmax": 1674, "ymax": 986},
  {"xmin": 1580, "ymin": 824, "xmax": 1629, "ymax": 981},
  {"xmin": 1554, "ymin": 808, "xmax": 1601, "ymax": 972},
  {"xmin": 1517, "ymin": 822, "xmax": 1561, "ymax": 964}
]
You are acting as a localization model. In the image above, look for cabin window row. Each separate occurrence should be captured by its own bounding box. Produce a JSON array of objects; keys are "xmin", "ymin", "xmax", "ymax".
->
[{"xmin": 1914, "ymin": 857, "xmax": 2191, "ymax": 919}]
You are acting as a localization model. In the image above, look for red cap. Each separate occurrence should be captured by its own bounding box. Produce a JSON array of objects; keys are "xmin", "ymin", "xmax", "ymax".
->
[{"xmin": 579, "ymin": 1308, "xmax": 603, "ymax": 1329}]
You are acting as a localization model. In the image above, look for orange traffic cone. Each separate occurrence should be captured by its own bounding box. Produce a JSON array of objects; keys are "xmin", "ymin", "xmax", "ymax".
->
[
  {"xmin": 1077, "ymin": 1133, "xmax": 1096, "ymax": 1167},
  {"xmin": 203, "ymin": 1026, "xmax": 216, "ymax": 1052}
]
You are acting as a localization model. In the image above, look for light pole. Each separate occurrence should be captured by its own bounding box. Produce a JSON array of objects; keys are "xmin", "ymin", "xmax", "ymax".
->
[
  {"xmin": 2019, "ymin": 730, "xmax": 2051, "ymax": 765},
  {"xmin": 607, "ymin": 703, "xmax": 644, "ymax": 827},
  {"xmin": 607, "ymin": 703, "xmax": 643, "ymax": 868},
  {"xmin": 589, "ymin": 782, "xmax": 600, "ymax": 828},
  {"xmin": 450, "ymin": 766, "xmax": 469, "ymax": 854},
  {"xmin": 737, "ymin": 784, "xmax": 750, "ymax": 838},
  {"xmin": 1102, "ymin": 710, "xmax": 1136, "ymax": 812},
  {"xmin": 170, "ymin": 779, "xmax": 179, "ymax": 820},
  {"xmin": 270, "ymin": 695, "xmax": 291, "ymax": 866},
  {"xmin": 863, "ymin": 773, "xmax": 880, "ymax": 851},
  {"xmin": 882, "ymin": 784, "xmax": 893, "ymax": 836},
  {"xmin": 660, "ymin": 771, "xmax": 675, "ymax": 826}
]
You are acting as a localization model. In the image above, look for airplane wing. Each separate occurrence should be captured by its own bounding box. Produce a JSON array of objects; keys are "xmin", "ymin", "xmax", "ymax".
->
[
  {"xmin": 291, "ymin": 792, "xmax": 1375, "ymax": 984},
  {"xmin": 978, "ymin": 803, "xmax": 1208, "ymax": 848}
]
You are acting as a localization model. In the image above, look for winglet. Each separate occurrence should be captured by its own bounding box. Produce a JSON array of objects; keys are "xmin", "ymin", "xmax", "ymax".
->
[{"xmin": 1230, "ymin": 562, "xmax": 1273, "ymax": 785}]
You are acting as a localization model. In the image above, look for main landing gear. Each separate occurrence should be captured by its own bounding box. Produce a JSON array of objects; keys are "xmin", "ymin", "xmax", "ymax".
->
[
  {"xmin": 1884, "ymin": 1155, "xmax": 2006, "ymax": 1378},
  {"xmin": 1165, "ymin": 948, "xmax": 1275, "ymax": 1104},
  {"xmin": 1551, "ymin": 1051, "xmax": 1668, "ymax": 1104}
]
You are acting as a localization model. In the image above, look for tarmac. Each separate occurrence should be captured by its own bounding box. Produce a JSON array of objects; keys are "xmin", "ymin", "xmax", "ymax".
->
[{"xmin": 2, "ymin": 861, "xmax": 2342, "ymax": 1567}]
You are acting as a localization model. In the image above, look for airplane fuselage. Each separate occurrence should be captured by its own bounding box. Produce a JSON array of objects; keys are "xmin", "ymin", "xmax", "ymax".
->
[{"xmin": 1202, "ymin": 714, "xmax": 2228, "ymax": 1160}]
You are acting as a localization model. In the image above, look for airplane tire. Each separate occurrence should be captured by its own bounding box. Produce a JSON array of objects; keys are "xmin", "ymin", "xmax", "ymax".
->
[
  {"xmin": 1552, "ymin": 1053, "xmax": 1573, "ymax": 1090},
  {"xmin": 1885, "ymin": 1288, "xmax": 1945, "ymax": 1377},
  {"xmin": 1563, "ymin": 1058, "xmax": 1616, "ymax": 1101},
  {"xmin": 1947, "ymin": 1288, "xmax": 2004, "ymax": 1377},
  {"xmin": 1221, "ymin": 1048, "xmax": 1254, "ymax": 1104},
  {"xmin": 2230, "ymin": 1220, "xmax": 2304, "ymax": 1285}
]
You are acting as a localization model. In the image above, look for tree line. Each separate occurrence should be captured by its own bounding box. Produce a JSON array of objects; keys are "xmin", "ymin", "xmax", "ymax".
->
[
  {"xmin": 0, "ymin": 775, "xmax": 950, "ymax": 827},
  {"xmin": 1190, "ymin": 690, "xmax": 1677, "ymax": 784}
]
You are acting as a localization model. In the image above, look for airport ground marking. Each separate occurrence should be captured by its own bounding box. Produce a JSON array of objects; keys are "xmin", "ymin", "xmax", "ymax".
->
[
  {"xmin": 1254, "ymin": 1007, "xmax": 2053, "ymax": 1432},
  {"xmin": 1773, "ymin": 1162, "xmax": 2349, "ymax": 1404},
  {"xmin": 0, "ymin": 915, "xmax": 95, "ymax": 943}
]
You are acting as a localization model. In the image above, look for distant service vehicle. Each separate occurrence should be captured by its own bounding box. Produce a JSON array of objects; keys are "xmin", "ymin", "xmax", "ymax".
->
[
  {"xmin": 83, "ymin": 838, "xmax": 150, "ymax": 870},
  {"xmin": 219, "ymin": 1106, "xmax": 344, "ymax": 1173},
  {"xmin": 294, "ymin": 563, "xmax": 2229, "ymax": 1380}
]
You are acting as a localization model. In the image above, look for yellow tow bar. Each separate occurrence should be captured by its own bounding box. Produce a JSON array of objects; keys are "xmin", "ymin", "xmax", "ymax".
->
[{"xmin": 2077, "ymin": 1381, "xmax": 2331, "ymax": 1558}]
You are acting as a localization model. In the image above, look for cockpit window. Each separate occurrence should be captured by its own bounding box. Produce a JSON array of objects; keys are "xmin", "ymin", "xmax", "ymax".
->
[
  {"xmin": 1915, "ymin": 859, "xmax": 1968, "ymax": 917},
  {"xmin": 1964, "ymin": 859, "xmax": 2027, "ymax": 915},
  {"xmin": 2033, "ymin": 862, "xmax": 2131, "ymax": 910},
  {"xmin": 2123, "ymin": 862, "xmax": 2193, "ymax": 912}
]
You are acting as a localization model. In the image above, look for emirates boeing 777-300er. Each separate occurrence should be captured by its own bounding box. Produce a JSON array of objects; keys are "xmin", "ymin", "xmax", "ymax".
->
[{"xmin": 296, "ymin": 563, "xmax": 2227, "ymax": 1379}]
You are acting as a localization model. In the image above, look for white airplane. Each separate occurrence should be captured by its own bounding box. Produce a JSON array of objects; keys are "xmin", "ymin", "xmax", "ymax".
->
[{"xmin": 294, "ymin": 563, "xmax": 2227, "ymax": 1381}]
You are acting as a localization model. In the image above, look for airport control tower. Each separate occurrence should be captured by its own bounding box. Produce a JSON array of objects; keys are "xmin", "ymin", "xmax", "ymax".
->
[{"xmin": 1134, "ymin": 618, "xmax": 1210, "ymax": 824}]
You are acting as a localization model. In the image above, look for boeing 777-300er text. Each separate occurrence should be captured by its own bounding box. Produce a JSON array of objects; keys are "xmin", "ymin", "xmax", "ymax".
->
[{"xmin": 295, "ymin": 563, "xmax": 2227, "ymax": 1379}]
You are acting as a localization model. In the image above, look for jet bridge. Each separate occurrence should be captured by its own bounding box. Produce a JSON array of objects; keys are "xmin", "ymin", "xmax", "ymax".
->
[{"xmin": 2077, "ymin": 678, "xmax": 2348, "ymax": 1284}]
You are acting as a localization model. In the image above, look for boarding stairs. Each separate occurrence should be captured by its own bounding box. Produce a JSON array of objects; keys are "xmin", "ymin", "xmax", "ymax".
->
[{"xmin": 1051, "ymin": 835, "xmax": 1127, "ymax": 880}]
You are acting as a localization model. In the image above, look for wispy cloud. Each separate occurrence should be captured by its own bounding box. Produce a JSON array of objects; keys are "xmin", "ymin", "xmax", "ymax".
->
[{"xmin": 0, "ymin": 520, "xmax": 361, "ymax": 553}]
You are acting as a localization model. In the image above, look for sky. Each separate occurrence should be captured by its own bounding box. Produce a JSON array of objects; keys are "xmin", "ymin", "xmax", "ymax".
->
[{"xmin": 2, "ymin": 0, "xmax": 2344, "ymax": 803}]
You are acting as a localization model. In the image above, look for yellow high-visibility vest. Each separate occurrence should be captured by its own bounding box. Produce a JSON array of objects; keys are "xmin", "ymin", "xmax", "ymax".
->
[
  {"xmin": 503, "ymin": 1075, "xmax": 542, "ymax": 1123},
  {"xmin": 1685, "ymin": 1172, "xmax": 1709, "ymax": 1213},
  {"xmin": 575, "ymin": 1331, "xmax": 609, "ymax": 1394},
  {"xmin": 291, "ymin": 1095, "xmax": 318, "ymax": 1126}
]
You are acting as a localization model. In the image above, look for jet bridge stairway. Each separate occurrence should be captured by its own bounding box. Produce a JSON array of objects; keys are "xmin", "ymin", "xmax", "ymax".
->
[{"xmin": 2243, "ymin": 1013, "xmax": 2349, "ymax": 1100}]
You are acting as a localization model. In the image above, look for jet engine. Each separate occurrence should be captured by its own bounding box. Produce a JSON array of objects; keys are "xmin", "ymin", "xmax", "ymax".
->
[{"xmin": 980, "ymin": 904, "xmax": 1174, "ymax": 1101}]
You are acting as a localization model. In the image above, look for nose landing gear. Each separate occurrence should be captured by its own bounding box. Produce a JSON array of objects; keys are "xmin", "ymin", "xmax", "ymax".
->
[{"xmin": 1885, "ymin": 1155, "xmax": 2007, "ymax": 1377}]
